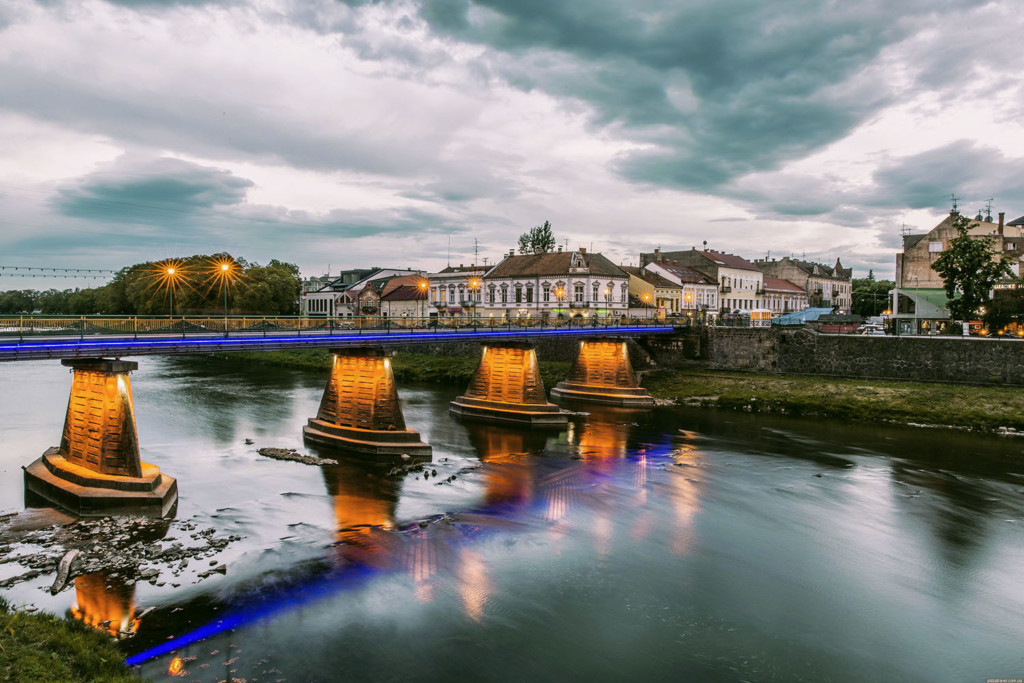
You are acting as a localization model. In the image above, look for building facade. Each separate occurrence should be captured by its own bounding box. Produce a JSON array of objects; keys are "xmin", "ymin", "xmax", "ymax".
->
[
  {"xmin": 755, "ymin": 257, "xmax": 853, "ymax": 311},
  {"xmin": 480, "ymin": 249, "xmax": 630, "ymax": 319},
  {"xmin": 644, "ymin": 261, "xmax": 719, "ymax": 316},
  {"xmin": 761, "ymin": 277, "xmax": 808, "ymax": 314},
  {"xmin": 427, "ymin": 265, "xmax": 488, "ymax": 319},
  {"xmin": 642, "ymin": 248, "xmax": 763, "ymax": 314}
]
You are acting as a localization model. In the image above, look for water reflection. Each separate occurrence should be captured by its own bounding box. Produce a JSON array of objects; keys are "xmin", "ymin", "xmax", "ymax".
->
[
  {"xmin": 462, "ymin": 422, "xmax": 546, "ymax": 510},
  {"xmin": 70, "ymin": 572, "xmax": 139, "ymax": 638},
  {"xmin": 321, "ymin": 457, "xmax": 403, "ymax": 566}
]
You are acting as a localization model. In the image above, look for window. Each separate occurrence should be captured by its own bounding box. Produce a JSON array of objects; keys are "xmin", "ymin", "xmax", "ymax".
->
[
  {"xmin": 488, "ymin": 285, "xmax": 496, "ymax": 303},
  {"xmin": 928, "ymin": 241, "xmax": 943, "ymax": 253},
  {"xmin": 500, "ymin": 286, "xmax": 508, "ymax": 304},
  {"xmin": 574, "ymin": 284, "xmax": 584, "ymax": 303},
  {"xmin": 515, "ymin": 286, "xmax": 522, "ymax": 303},
  {"xmin": 526, "ymin": 286, "xmax": 534, "ymax": 304},
  {"xmin": 592, "ymin": 283, "xmax": 599, "ymax": 302},
  {"xmin": 543, "ymin": 286, "xmax": 550, "ymax": 302}
]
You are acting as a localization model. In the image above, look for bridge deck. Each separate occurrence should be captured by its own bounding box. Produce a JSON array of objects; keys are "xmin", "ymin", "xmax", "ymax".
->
[{"xmin": 0, "ymin": 322, "xmax": 677, "ymax": 361}]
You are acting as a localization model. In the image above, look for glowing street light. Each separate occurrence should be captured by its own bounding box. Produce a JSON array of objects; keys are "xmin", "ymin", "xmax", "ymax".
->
[
  {"xmin": 149, "ymin": 258, "xmax": 192, "ymax": 316},
  {"xmin": 419, "ymin": 279, "xmax": 428, "ymax": 322},
  {"xmin": 643, "ymin": 292, "xmax": 652, "ymax": 319},
  {"xmin": 207, "ymin": 257, "xmax": 242, "ymax": 319}
]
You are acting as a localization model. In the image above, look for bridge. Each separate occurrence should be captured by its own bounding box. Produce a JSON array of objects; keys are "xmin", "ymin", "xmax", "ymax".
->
[{"xmin": 5, "ymin": 315, "xmax": 676, "ymax": 525}]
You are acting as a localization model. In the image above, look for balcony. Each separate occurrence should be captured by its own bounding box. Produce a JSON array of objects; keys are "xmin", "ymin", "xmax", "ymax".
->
[{"xmin": 720, "ymin": 286, "xmax": 732, "ymax": 293}]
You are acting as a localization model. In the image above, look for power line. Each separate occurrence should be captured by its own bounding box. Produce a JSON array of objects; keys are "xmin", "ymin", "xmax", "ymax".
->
[{"xmin": 0, "ymin": 265, "xmax": 117, "ymax": 273}]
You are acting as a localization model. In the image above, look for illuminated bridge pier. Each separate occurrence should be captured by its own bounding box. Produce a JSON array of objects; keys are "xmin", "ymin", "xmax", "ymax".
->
[
  {"xmin": 303, "ymin": 346, "xmax": 431, "ymax": 457},
  {"xmin": 23, "ymin": 358, "xmax": 178, "ymax": 517},
  {"xmin": 450, "ymin": 342, "xmax": 568, "ymax": 426},
  {"xmin": 551, "ymin": 338, "xmax": 654, "ymax": 407}
]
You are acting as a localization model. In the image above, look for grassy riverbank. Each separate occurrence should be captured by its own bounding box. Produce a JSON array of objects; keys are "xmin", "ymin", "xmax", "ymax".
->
[
  {"xmin": 0, "ymin": 597, "xmax": 139, "ymax": 682},
  {"xmin": 643, "ymin": 368, "xmax": 1024, "ymax": 432},
  {"xmin": 206, "ymin": 350, "xmax": 1024, "ymax": 432}
]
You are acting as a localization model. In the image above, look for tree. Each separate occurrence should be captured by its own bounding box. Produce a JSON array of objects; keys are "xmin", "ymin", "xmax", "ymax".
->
[
  {"xmin": 518, "ymin": 220, "xmax": 556, "ymax": 254},
  {"xmin": 931, "ymin": 213, "xmax": 1014, "ymax": 322},
  {"xmin": 851, "ymin": 277, "xmax": 894, "ymax": 317}
]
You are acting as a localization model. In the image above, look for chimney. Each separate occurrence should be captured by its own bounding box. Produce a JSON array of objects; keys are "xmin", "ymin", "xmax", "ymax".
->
[
  {"xmin": 999, "ymin": 212, "xmax": 1005, "ymax": 235},
  {"xmin": 557, "ymin": 244, "xmax": 563, "ymax": 252},
  {"xmin": 580, "ymin": 247, "xmax": 587, "ymax": 254}
]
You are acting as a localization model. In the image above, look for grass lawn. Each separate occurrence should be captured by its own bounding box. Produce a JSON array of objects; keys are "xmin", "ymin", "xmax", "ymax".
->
[{"xmin": 0, "ymin": 598, "xmax": 139, "ymax": 683}]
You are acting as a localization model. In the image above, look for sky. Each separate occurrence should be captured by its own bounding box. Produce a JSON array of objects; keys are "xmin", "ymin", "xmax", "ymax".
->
[{"xmin": 2, "ymin": 0, "xmax": 1024, "ymax": 289}]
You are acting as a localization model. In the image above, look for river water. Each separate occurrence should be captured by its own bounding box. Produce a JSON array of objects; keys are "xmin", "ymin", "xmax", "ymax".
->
[{"xmin": 2, "ymin": 356, "xmax": 1024, "ymax": 682}]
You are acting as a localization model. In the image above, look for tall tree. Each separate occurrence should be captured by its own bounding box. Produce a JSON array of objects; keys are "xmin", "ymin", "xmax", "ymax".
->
[
  {"xmin": 851, "ymin": 277, "xmax": 894, "ymax": 317},
  {"xmin": 518, "ymin": 220, "xmax": 556, "ymax": 254},
  {"xmin": 931, "ymin": 213, "xmax": 1014, "ymax": 322}
]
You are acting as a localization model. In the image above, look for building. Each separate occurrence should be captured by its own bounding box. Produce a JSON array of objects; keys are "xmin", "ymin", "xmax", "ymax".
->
[
  {"xmin": 761, "ymin": 277, "xmax": 808, "ymax": 314},
  {"xmin": 427, "ymin": 265, "xmax": 489, "ymax": 319},
  {"xmin": 621, "ymin": 266, "xmax": 680, "ymax": 317},
  {"xmin": 381, "ymin": 284, "xmax": 429, "ymax": 320},
  {"xmin": 480, "ymin": 248, "xmax": 630, "ymax": 319},
  {"xmin": 892, "ymin": 210, "xmax": 1024, "ymax": 333},
  {"xmin": 754, "ymin": 257, "xmax": 853, "ymax": 311},
  {"xmin": 641, "ymin": 248, "xmax": 763, "ymax": 314},
  {"xmin": 301, "ymin": 268, "xmax": 424, "ymax": 317},
  {"xmin": 643, "ymin": 261, "xmax": 719, "ymax": 317}
]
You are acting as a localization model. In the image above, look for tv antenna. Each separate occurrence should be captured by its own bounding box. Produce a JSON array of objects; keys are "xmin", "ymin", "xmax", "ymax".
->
[
  {"xmin": 948, "ymin": 193, "xmax": 959, "ymax": 212},
  {"xmin": 900, "ymin": 223, "xmax": 913, "ymax": 236},
  {"xmin": 473, "ymin": 238, "xmax": 479, "ymax": 267},
  {"xmin": 984, "ymin": 198, "xmax": 994, "ymax": 221}
]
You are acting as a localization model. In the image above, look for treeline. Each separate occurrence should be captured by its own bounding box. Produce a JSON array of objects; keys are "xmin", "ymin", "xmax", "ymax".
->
[
  {"xmin": 851, "ymin": 275, "xmax": 894, "ymax": 317},
  {"xmin": 0, "ymin": 254, "xmax": 300, "ymax": 316}
]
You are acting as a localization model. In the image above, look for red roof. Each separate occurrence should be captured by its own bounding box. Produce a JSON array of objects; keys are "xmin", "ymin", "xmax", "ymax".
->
[
  {"xmin": 699, "ymin": 251, "xmax": 760, "ymax": 272},
  {"xmin": 763, "ymin": 277, "xmax": 804, "ymax": 293},
  {"xmin": 382, "ymin": 285, "xmax": 427, "ymax": 302}
]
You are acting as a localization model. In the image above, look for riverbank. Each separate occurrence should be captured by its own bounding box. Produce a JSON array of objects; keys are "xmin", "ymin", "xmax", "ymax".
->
[
  {"xmin": 0, "ymin": 597, "xmax": 139, "ymax": 682},
  {"xmin": 205, "ymin": 350, "xmax": 1024, "ymax": 433},
  {"xmin": 643, "ymin": 368, "xmax": 1024, "ymax": 433}
]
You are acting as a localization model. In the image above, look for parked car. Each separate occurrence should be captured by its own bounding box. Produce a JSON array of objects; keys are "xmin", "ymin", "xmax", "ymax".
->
[{"xmin": 856, "ymin": 324, "xmax": 886, "ymax": 336}]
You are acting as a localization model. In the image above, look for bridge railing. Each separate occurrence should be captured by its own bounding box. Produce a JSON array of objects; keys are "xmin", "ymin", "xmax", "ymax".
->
[{"xmin": 0, "ymin": 314, "xmax": 670, "ymax": 339}]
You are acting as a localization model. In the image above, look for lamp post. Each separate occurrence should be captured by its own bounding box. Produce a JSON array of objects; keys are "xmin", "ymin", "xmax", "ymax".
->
[
  {"xmin": 419, "ymin": 280, "xmax": 428, "ymax": 325},
  {"xmin": 469, "ymin": 279, "xmax": 480, "ymax": 321},
  {"xmin": 643, "ymin": 292, "xmax": 651, "ymax": 320},
  {"xmin": 167, "ymin": 266, "xmax": 177, "ymax": 316}
]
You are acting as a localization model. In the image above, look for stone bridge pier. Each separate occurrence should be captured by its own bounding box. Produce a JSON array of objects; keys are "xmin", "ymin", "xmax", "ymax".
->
[
  {"xmin": 23, "ymin": 358, "xmax": 178, "ymax": 517},
  {"xmin": 551, "ymin": 338, "xmax": 654, "ymax": 407},
  {"xmin": 450, "ymin": 342, "xmax": 568, "ymax": 426},
  {"xmin": 303, "ymin": 346, "xmax": 431, "ymax": 456}
]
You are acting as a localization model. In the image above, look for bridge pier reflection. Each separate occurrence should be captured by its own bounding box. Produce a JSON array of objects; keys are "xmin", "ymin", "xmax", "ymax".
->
[
  {"xmin": 450, "ymin": 342, "xmax": 568, "ymax": 425},
  {"xmin": 551, "ymin": 338, "xmax": 653, "ymax": 406},
  {"xmin": 304, "ymin": 346, "xmax": 431, "ymax": 456},
  {"xmin": 23, "ymin": 358, "xmax": 178, "ymax": 517}
]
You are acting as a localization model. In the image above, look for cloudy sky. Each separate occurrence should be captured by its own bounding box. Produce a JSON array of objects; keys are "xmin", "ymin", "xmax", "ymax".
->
[{"xmin": 2, "ymin": 0, "xmax": 1024, "ymax": 288}]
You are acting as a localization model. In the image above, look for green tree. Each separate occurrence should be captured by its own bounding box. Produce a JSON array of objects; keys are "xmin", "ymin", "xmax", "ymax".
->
[
  {"xmin": 518, "ymin": 220, "xmax": 556, "ymax": 254},
  {"xmin": 931, "ymin": 213, "xmax": 1014, "ymax": 322},
  {"xmin": 233, "ymin": 259, "xmax": 301, "ymax": 314},
  {"xmin": 851, "ymin": 277, "xmax": 894, "ymax": 317}
]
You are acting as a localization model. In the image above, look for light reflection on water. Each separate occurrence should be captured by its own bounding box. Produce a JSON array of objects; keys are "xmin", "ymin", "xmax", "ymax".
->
[{"xmin": 1, "ymin": 356, "xmax": 1024, "ymax": 681}]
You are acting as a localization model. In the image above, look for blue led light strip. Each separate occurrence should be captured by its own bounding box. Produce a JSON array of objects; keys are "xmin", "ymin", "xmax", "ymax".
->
[{"xmin": 0, "ymin": 326, "xmax": 675, "ymax": 359}]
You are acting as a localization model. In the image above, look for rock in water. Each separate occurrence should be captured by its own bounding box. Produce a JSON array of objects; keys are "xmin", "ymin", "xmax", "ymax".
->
[{"xmin": 50, "ymin": 548, "xmax": 81, "ymax": 594}]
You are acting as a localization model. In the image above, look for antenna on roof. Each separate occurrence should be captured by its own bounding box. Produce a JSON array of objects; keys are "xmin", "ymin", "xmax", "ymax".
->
[
  {"xmin": 984, "ymin": 198, "xmax": 994, "ymax": 222},
  {"xmin": 900, "ymin": 223, "xmax": 913, "ymax": 237},
  {"xmin": 473, "ymin": 238, "xmax": 479, "ymax": 267},
  {"xmin": 948, "ymin": 193, "xmax": 959, "ymax": 213}
]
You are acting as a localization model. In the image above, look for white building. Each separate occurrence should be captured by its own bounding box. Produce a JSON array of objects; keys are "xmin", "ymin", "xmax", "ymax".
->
[
  {"xmin": 644, "ymin": 261, "xmax": 719, "ymax": 317},
  {"xmin": 301, "ymin": 268, "xmax": 424, "ymax": 317},
  {"xmin": 427, "ymin": 265, "xmax": 489, "ymax": 319},
  {"xmin": 479, "ymin": 249, "xmax": 630, "ymax": 319}
]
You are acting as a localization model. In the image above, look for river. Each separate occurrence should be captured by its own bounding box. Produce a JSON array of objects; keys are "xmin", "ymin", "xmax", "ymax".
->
[{"xmin": 2, "ymin": 356, "xmax": 1023, "ymax": 682}]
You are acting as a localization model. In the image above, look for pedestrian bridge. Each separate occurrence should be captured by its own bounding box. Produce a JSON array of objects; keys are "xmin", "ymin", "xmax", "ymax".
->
[
  {"xmin": 9, "ymin": 315, "xmax": 676, "ymax": 521},
  {"xmin": 0, "ymin": 315, "xmax": 675, "ymax": 362}
]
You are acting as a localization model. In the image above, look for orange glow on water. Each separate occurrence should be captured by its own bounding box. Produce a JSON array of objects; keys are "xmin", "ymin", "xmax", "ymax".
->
[{"xmin": 168, "ymin": 657, "xmax": 184, "ymax": 675}]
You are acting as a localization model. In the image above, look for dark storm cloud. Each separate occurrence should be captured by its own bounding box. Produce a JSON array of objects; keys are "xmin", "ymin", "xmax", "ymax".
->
[
  {"xmin": 410, "ymin": 0, "xmax": 988, "ymax": 191},
  {"xmin": 870, "ymin": 140, "xmax": 1024, "ymax": 212},
  {"xmin": 54, "ymin": 156, "xmax": 253, "ymax": 223}
]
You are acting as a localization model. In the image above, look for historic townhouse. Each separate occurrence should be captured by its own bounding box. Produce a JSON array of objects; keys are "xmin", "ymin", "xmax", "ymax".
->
[
  {"xmin": 762, "ymin": 277, "xmax": 808, "ymax": 314},
  {"xmin": 427, "ymin": 264, "xmax": 489, "ymax": 319},
  {"xmin": 621, "ymin": 266, "xmax": 681, "ymax": 316},
  {"xmin": 643, "ymin": 261, "xmax": 719, "ymax": 316},
  {"xmin": 755, "ymin": 256, "xmax": 852, "ymax": 311},
  {"xmin": 480, "ymin": 249, "xmax": 630, "ymax": 319},
  {"xmin": 641, "ymin": 248, "xmax": 763, "ymax": 314}
]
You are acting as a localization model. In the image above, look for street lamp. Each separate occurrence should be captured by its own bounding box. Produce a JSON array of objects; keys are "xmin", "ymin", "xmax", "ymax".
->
[
  {"xmin": 419, "ymin": 280, "xmax": 428, "ymax": 324},
  {"xmin": 643, "ymin": 292, "xmax": 651, "ymax": 320},
  {"xmin": 469, "ymin": 279, "xmax": 480, "ymax": 320}
]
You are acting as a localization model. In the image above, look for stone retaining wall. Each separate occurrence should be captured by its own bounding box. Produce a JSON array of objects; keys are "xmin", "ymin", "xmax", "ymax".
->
[{"xmin": 707, "ymin": 327, "xmax": 1024, "ymax": 385}]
